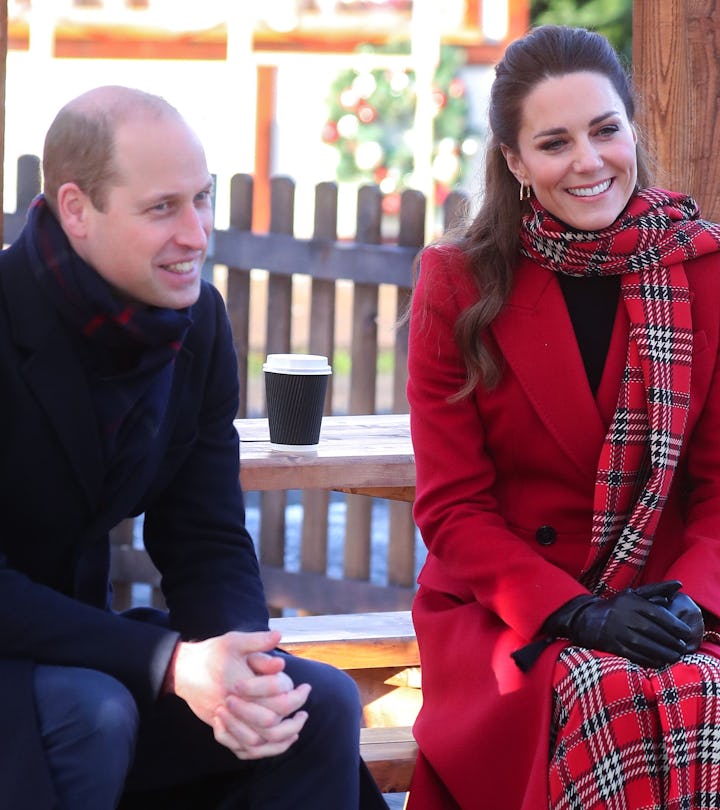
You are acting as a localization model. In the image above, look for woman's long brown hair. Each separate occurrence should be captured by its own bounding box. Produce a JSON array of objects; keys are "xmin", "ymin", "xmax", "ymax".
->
[{"xmin": 416, "ymin": 25, "xmax": 653, "ymax": 398}]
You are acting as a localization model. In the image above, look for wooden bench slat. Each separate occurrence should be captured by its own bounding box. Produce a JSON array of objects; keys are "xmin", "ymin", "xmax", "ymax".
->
[
  {"xmin": 271, "ymin": 611, "xmax": 419, "ymax": 792},
  {"xmin": 361, "ymin": 727, "xmax": 417, "ymax": 794},
  {"xmin": 269, "ymin": 610, "xmax": 419, "ymax": 670}
]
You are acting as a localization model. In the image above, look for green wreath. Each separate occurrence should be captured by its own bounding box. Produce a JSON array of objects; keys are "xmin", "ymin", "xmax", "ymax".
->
[{"xmin": 322, "ymin": 45, "xmax": 479, "ymax": 212}]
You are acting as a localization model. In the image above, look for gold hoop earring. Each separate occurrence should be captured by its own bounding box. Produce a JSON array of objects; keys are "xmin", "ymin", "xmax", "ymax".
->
[{"xmin": 519, "ymin": 181, "xmax": 531, "ymax": 201}]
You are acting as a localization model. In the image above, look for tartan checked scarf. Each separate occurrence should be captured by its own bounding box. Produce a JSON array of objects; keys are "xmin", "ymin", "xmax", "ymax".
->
[
  {"xmin": 519, "ymin": 187, "xmax": 720, "ymax": 597},
  {"xmin": 24, "ymin": 195, "xmax": 191, "ymax": 461}
]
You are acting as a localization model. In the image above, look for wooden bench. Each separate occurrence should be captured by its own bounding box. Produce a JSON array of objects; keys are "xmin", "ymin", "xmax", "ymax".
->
[{"xmin": 269, "ymin": 610, "xmax": 420, "ymax": 795}]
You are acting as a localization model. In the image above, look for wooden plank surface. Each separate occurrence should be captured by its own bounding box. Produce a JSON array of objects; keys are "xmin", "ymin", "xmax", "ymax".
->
[
  {"xmin": 361, "ymin": 726, "xmax": 417, "ymax": 794},
  {"xmin": 269, "ymin": 609, "xmax": 419, "ymax": 669},
  {"xmin": 237, "ymin": 413, "xmax": 415, "ymax": 495}
]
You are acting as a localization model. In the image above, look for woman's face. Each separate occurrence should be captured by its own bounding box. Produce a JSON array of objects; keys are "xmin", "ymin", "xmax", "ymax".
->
[{"xmin": 502, "ymin": 71, "xmax": 638, "ymax": 231}]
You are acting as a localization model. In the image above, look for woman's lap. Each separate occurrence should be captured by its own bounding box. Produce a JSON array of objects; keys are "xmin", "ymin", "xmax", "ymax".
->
[{"xmin": 550, "ymin": 646, "xmax": 720, "ymax": 809}]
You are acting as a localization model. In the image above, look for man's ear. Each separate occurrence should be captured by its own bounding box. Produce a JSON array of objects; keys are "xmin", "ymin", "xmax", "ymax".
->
[
  {"xmin": 500, "ymin": 144, "xmax": 527, "ymax": 185},
  {"xmin": 55, "ymin": 182, "xmax": 91, "ymax": 239}
]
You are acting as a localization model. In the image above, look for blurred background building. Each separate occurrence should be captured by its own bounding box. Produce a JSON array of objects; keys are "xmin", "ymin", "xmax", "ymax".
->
[{"xmin": 3, "ymin": 0, "xmax": 531, "ymax": 238}]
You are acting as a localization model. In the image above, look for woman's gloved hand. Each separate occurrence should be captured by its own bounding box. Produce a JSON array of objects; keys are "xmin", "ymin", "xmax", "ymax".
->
[
  {"xmin": 636, "ymin": 580, "xmax": 705, "ymax": 652},
  {"xmin": 544, "ymin": 580, "xmax": 694, "ymax": 668},
  {"xmin": 665, "ymin": 593, "xmax": 704, "ymax": 652}
]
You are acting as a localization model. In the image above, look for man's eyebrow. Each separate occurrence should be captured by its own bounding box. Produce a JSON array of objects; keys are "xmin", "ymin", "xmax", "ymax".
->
[
  {"xmin": 533, "ymin": 110, "xmax": 620, "ymax": 140},
  {"xmin": 137, "ymin": 178, "xmax": 214, "ymax": 207}
]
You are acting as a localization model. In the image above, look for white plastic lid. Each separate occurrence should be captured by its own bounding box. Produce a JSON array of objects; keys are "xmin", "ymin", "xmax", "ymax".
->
[{"xmin": 262, "ymin": 353, "xmax": 332, "ymax": 375}]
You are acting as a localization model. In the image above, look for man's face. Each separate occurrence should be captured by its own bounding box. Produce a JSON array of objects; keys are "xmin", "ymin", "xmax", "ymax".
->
[{"xmin": 75, "ymin": 114, "xmax": 214, "ymax": 310}]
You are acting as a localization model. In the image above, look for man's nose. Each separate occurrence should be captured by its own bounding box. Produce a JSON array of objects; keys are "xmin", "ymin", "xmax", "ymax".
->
[{"xmin": 177, "ymin": 206, "xmax": 210, "ymax": 248}]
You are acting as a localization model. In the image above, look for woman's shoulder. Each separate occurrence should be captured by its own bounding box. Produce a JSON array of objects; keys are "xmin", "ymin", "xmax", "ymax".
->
[
  {"xmin": 420, "ymin": 241, "xmax": 467, "ymax": 264},
  {"xmin": 418, "ymin": 242, "xmax": 473, "ymax": 285},
  {"xmin": 413, "ymin": 242, "xmax": 480, "ymax": 315}
]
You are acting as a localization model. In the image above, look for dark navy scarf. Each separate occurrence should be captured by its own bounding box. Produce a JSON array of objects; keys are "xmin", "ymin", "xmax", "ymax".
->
[{"xmin": 24, "ymin": 195, "xmax": 192, "ymax": 498}]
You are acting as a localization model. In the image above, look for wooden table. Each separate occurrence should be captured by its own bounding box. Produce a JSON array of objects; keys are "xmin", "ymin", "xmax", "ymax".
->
[{"xmin": 235, "ymin": 413, "xmax": 415, "ymax": 501}]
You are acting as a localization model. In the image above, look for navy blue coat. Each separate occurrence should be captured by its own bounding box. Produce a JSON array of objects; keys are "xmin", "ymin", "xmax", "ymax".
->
[{"xmin": 0, "ymin": 229, "xmax": 270, "ymax": 808}]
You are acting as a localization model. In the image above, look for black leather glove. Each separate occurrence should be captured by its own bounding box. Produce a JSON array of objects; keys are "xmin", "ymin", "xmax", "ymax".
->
[
  {"xmin": 665, "ymin": 593, "xmax": 704, "ymax": 651},
  {"xmin": 544, "ymin": 580, "xmax": 694, "ymax": 668},
  {"xmin": 636, "ymin": 581, "xmax": 705, "ymax": 652}
]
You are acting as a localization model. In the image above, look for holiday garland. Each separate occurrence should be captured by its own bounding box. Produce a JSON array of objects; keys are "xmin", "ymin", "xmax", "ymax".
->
[{"xmin": 322, "ymin": 44, "xmax": 479, "ymax": 211}]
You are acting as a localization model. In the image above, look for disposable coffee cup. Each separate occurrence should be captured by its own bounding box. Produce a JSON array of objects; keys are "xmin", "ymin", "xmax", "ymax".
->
[{"xmin": 263, "ymin": 354, "xmax": 332, "ymax": 451}]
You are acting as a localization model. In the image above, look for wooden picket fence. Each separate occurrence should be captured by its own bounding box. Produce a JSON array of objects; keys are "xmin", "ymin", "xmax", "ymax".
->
[{"xmin": 3, "ymin": 155, "xmax": 468, "ymax": 616}]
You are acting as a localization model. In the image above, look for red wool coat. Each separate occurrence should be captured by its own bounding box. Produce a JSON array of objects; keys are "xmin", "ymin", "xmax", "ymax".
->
[{"xmin": 406, "ymin": 244, "xmax": 720, "ymax": 809}]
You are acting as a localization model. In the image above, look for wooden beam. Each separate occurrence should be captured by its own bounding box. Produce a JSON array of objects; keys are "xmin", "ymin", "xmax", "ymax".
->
[
  {"xmin": 253, "ymin": 65, "xmax": 276, "ymax": 233},
  {"xmin": 633, "ymin": 0, "xmax": 720, "ymax": 222}
]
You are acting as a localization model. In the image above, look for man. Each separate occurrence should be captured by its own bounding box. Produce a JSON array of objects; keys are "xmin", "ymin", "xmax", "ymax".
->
[{"xmin": 0, "ymin": 86, "xmax": 387, "ymax": 809}]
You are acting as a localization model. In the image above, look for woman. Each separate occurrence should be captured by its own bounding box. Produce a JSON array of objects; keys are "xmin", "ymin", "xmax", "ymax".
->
[{"xmin": 407, "ymin": 25, "xmax": 720, "ymax": 810}]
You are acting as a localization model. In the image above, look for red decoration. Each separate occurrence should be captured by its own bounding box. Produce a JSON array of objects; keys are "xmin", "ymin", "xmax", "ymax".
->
[
  {"xmin": 357, "ymin": 100, "xmax": 377, "ymax": 124},
  {"xmin": 321, "ymin": 120, "xmax": 340, "ymax": 144},
  {"xmin": 382, "ymin": 191, "xmax": 401, "ymax": 216},
  {"xmin": 432, "ymin": 89, "xmax": 447, "ymax": 110},
  {"xmin": 449, "ymin": 77, "xmax": 465, "ymax": 99}
]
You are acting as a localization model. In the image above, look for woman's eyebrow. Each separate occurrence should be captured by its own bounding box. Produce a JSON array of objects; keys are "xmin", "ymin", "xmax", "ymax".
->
[{"xmin": 533, "ymin": 110, "xmax": 621, "ymax": 140}]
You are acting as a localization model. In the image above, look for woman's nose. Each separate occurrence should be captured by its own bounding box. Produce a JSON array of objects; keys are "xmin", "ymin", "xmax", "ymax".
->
[{"xmin": 572, "ymin": 140, "xmax": 603, "ymax": 172}]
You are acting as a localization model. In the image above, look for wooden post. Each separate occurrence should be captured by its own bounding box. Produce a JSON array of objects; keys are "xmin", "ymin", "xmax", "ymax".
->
[{"xmin": 633, "ymin": 0, "xmax": 720, "ymax": 222}]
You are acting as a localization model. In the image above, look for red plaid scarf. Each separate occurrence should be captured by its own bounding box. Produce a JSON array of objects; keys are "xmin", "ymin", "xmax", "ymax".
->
[{"xmin": 519, "ymin": 187, "xmax": 720, "ymax": 596}]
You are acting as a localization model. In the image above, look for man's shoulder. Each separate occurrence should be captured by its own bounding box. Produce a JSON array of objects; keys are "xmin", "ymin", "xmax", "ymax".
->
[
  {"xmin": 0, "ymin": 232, "xmax": 30, "ymax": 269},
  {"xmin": 183, "ymin": 280, "xmax": 231, "ymax": 353},
  {"xmin": 0, "ymin": 234, "xmax": 39, "ymax": 306}
]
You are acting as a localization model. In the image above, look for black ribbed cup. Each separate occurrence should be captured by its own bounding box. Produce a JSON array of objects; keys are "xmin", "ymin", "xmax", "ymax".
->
[{"xmin": 263, "ymin": 354, "xmax": 332, "ymax": 450}]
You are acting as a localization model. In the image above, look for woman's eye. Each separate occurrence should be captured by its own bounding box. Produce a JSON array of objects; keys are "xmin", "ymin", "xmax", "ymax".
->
[
  {"xmin": 539, "ymin": 139, "xmax": 565, "ymax": 152},
  {"xmin": 597, "ymin": 124, "xmax": 620, "ymax": 137}
]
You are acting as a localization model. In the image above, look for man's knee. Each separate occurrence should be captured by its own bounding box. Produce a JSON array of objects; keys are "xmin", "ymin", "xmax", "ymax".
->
[
  {"xmin": 35, "ymin": 665, "xmax": 139, "ymax": 760},
  {"xmin": 34, "ymin": 666, "xmax": 139, "ymax": 807},
  {"xmin": 279, "ymin": 653, "xmax": 362, "ymax": 739}
]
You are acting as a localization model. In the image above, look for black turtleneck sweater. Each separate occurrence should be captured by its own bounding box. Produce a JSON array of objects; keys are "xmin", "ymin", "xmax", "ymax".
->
[{"xmin": 557, "ymin": 274, "xmax": 621, "ymax": 396}]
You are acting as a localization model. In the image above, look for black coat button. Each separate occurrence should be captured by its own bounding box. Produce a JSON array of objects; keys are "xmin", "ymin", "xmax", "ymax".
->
[{"xmin": 535, "ymin": 525, "xmax": 557, "ymax": 546}]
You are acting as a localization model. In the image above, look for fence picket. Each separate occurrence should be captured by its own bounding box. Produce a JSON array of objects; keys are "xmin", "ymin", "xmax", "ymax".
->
[{"xmin": 300, "ymin": 181, "xmax": 339, "ymax": 582}]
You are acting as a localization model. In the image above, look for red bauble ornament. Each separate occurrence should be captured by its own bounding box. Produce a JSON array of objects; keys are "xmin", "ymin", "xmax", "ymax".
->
[
  {"xmin": 357, "ymin": 100, "xmax": 377, "ymax": 124},
  {"xmin": 449, "ymin": 78, "xmax": 465, "ymax": 99},
  {"xmin": 432, "ymin": 89, "xmax": 447, "ymax": 110},
  {"xmin": 382, "ymin": 191, "xmax": 401, "ymax": 216},
  {"xmin": 321, "ymin": 120, "xmax": 340, "ymax": 144}
]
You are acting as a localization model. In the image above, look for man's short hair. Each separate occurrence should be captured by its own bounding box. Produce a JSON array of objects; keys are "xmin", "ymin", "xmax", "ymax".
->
[{"xmin": 42, "ymin": 86, "xmax": 180, "ymax": 216}]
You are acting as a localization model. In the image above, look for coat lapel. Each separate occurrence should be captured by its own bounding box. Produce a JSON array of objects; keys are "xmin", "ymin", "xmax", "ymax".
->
[
  {"xmin": 490, "ymin": 258, "xmax": 622, "ymax": 476},
  {"xmin": 1, "ymin": 250, "xmax": 104, "ymax": 507}
]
